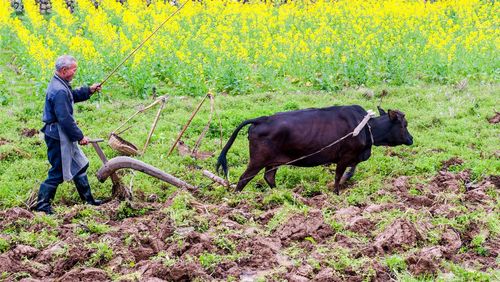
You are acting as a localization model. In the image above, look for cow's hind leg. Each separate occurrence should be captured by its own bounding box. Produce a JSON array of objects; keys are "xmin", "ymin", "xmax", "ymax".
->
[
  {"xmin": 235, "ymin": 163, "xmax": 264, "ymax": 192},
  {"xmin": 340, "ymin": 165, "xmax": 357, "ymax": 185},
  {"xmin": 264, "ymin": 166, "xmax": 278, "ymax": 188}
]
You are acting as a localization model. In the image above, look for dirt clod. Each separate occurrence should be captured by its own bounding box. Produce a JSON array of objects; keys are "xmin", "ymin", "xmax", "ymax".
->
[
  {"xmin": 286, "ymin": 273, "xmax": 310, "ymax": 282},
  {"xmin": 20, "ymin": 128, "xmax": 39, "ymax": 138},
  {"xmin": 441, "ymin": 157, "xmax": 464, "ymax": 170},
  {"xmin": 373, "ymin": 219, "xmax": 421, "ymax": 254},
  {"xmin": 239, "ymin": 237, "xmax": 281, "ymax": 268},
  {"xmin": 334, "ymin": 206, "xmax": 361, "ymax": 223},
  {"xmin": 440, "ymin": 228, "xmax": 462, "ymax": 257},
  {"xmin": 406, "ymin": 246, "xmax": 443, "ymax": 275},
  {"xmin": 393, "ymin": 176, "xmax": 411, "ymax": 193},
  {"xmin": 0, "ymin": 207, "xmax": 33, "ymax": 222},
  {"xmin": 58, "ymin": 267, "xmax": 109, "ymax": 281},
  {"xmin": 346, "ymin": 216, "xmax": 375, "ymax": 235},
  {"xmin": 168, "ymin": 261, "xmax": 209, "ymax": 281},
  {"xmin": 404, "ymin": 195, "xmax": 434, "ymax": 207},
  {"xmin": 487, "ymin": 112, "xmax": 500, "ymax": 124},
  {"xmin": 313, "ymin": 267, "xmax": 340, "ymax": 282},
  {"xmin": 274, "ymin": 209, "xmax": 334, "ymax": 245},
  {"xmin": 429, "ymin": 170, "xmax": 470, "ymax": 193},
  {"xmin": 12, "ymin": 245, "xmax": 39, "ymax": 259},
  {"xmin": 0, "ymin": 137, "xmax": 11, "ymax": 145}
]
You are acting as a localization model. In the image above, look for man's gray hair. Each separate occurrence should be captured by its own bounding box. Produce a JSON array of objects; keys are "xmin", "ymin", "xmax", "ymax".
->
[{"xmin": 55, "ymin": 55, "xmax": 77, "ymax": 71}]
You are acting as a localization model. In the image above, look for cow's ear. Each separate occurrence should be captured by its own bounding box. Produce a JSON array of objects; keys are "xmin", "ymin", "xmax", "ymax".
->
[
  {"xmin": 388, "ymin": 109, "xmax": 398, "ymax": 121},
  {"xmin": 377, "ymin": 106, "xmax": 387, "ymax": 116}
]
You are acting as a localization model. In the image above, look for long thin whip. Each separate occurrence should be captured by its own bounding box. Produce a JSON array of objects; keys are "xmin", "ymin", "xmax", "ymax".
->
[{"xmin": 98, "ymin": 0, "xmax": 190, "ymax": 87}]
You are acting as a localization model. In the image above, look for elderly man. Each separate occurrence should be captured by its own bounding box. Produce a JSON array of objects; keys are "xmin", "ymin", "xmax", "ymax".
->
[{"xmin": 36, "ymin": 55, "xmax": 102, "ymax": 214}]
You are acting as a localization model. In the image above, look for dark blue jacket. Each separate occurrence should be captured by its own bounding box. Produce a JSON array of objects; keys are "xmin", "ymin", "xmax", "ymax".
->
[{"xmin": 41, "ymin": 74, "xmax": 91, "ymax": 142}]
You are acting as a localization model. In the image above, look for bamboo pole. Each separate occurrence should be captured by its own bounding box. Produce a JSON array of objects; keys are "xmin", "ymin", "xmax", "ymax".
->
[
  {"xmin": 142, "ymin": 97, "xmax": 167, "ymax": 154},
  {"xmin": 201, "ymin": 169, "xmax": 235, "ymax": 188},
  {"xmin": 166, "ymin": 93, "xmax": 209, "ymax": 157}
]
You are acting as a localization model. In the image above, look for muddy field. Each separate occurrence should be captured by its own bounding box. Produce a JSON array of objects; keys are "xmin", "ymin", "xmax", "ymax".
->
[{"xmin": 0, "ymin": 160, "xmax": 498, "ymax": 281}]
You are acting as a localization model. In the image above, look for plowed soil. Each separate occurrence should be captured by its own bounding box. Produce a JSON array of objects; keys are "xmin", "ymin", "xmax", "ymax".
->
[{"xmin": 0, "ymin": 161, "xmax": 498, "ymax": 281}]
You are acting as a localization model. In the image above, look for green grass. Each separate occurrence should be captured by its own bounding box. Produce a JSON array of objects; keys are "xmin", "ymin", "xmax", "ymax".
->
[{"xmin": 1, "ymin": 55, "xmax": 498, "ymax": 208}]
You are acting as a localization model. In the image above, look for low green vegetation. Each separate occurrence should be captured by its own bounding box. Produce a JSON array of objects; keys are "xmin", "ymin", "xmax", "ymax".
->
[
  {"xmin": 115, "ymin": 201, "xmax": 151, "ymax": 220},
  {"xmin": 14, "ymin": 230, "xmax": 58, "ymax": 250},
  {"xmin": 76, "ymin": 221, "xmax": 111, "ymax": 236},
  {"xmin": 86, "ymin": 240, "xmax": 114, "ymax": 267},
  {"xmin": 0, "ymin": 237, "xmax": 9, "ymax": 253},
  {"xmin": 1, "ymin": 72, "xmax": 497, "ymax": 209},
  {"xmin": 385, "ymin": 254, "xmax": 407, "ymax": 273}
]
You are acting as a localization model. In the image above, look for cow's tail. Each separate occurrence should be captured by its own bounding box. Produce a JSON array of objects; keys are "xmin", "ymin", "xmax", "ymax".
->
[{"xmin": 216, "ymin": 117, "xmax": 263, "ymax": 178}]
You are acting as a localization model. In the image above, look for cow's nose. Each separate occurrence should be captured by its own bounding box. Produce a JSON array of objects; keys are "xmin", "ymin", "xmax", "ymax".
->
[{"xmin": 406, "ymin": 135, "xmax": 413, "ymax": 145}]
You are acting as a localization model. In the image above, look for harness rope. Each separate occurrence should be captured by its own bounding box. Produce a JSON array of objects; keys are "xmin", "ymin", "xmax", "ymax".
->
[{"xmin": 230, "ymin": 110, "xmax": 376, "ymax": 185}]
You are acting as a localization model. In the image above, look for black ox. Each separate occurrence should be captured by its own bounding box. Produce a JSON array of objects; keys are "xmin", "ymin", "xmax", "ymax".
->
[{"xmin": 216, "ymin": 105, "xmax": 413, "ymax": 194}]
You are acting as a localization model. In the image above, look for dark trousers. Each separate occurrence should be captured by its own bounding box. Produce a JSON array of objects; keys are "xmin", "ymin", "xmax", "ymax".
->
[
  {"xmin": 37, "ymin": 135, "xmax": 90, "ymax": 213},
  {"xmin": 42, "ymin": 134, "xmax": 88, "ymax": 186}
]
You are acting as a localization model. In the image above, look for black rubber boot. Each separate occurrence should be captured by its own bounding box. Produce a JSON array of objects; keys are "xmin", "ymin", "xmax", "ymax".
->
[
  {"xmin": 35, "ymin": 183, "xmax": 57, "ymax": 214},
  {"xmin": 73, "ymin": 174, "xmax": 102, "ymax": 206}
]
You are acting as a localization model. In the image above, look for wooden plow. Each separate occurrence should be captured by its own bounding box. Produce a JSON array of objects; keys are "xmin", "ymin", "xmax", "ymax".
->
[
  {"xmin": 89, "ymin": 93, "xmax": 229, "ymax": 201},
  {"xmin": 90, "ymin": 139, "xmax": 199, "ymax": 201}
]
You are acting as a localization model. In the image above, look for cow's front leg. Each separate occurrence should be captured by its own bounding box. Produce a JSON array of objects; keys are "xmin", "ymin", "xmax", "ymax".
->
[
  {"xmin": 340, "ymin": 165, "xmax": 357, "ymax": 185},
  {"xmin": 333, "ymin": 163, "xmax": 348, "ymax": 195}
]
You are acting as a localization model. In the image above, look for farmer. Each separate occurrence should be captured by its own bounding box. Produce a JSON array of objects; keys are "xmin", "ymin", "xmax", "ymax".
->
[{"xmin": 36, "ymin": 55, "xmax": 102, "ymax": 214}]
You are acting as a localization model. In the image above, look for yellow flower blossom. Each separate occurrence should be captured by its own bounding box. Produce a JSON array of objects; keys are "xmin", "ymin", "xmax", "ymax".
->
[{"xmin": 0, "ymin": 0, "xmax": 497, "ymax": 91}]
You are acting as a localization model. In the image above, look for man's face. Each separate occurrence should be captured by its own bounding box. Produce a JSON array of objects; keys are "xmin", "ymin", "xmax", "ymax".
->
[{"xmin": 60, "ymin": 63, "xmax": 78, "ymax": 82}]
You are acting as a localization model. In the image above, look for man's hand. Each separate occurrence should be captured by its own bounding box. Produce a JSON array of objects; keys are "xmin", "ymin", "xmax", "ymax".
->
[
  {"xmin": 89, "ymin": 83, "xmax": 102, "ymax": 94},
  {"xmin": 79, "ymin": 136, "xmax": 90, "ymax": 146}
]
